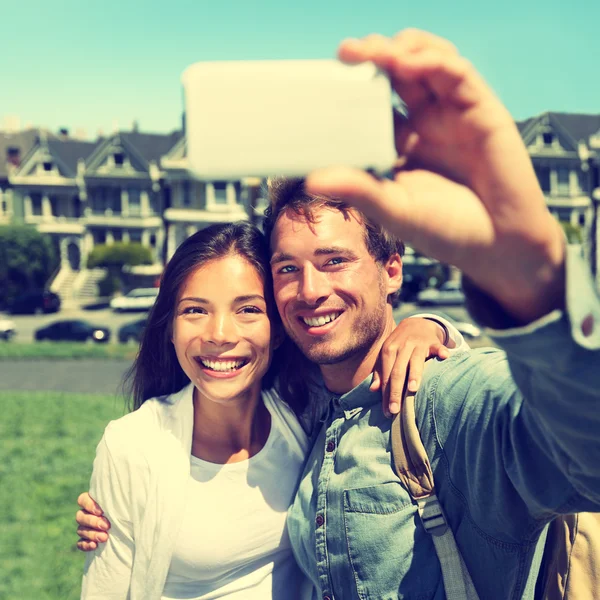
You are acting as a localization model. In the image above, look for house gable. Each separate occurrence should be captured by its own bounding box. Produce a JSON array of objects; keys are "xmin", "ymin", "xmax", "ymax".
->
[
  {"xmin": 85, "ymin": 134, "xmax": 149, "ymax": 177},
  {"xmin": 522, "ymin": 113, "xmax": 578, "ymax": 155}
]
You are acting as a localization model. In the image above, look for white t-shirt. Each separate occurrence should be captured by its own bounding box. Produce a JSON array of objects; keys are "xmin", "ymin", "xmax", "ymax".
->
[{"xmin": 162, "ymin": 394, "xmax": 313, "ymax": 600}]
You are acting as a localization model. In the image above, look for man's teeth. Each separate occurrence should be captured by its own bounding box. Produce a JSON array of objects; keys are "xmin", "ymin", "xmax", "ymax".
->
[
  {"xmin": 200, "ymin": 359, "xmax": 246, "ymax": 372},
  {"xmin": 303, "ymin": 312, "xmax": 341, "ymax": 327}
]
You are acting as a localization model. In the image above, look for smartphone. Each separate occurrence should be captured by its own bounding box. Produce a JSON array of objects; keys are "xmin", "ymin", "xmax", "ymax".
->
[{"xmin": 182, "ymin": 59, "xmax": 396, "ymax": 180}]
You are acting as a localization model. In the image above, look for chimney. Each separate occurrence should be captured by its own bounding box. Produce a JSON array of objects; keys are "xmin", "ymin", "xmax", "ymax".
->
[
  {"xmin": 58, "ymin": 127, "xmax": 69, "ymax": 139},
  {"xmin": 6, "ymin": 147, "xmax": 20, "ymax": 167},
  {"xmin": 131, "ymin": 119, "xmax": 139, "ymax": 133}
]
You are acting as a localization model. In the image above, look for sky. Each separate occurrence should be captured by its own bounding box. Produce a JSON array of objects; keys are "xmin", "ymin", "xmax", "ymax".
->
[{"xmin": 2, "ymin": 0, "xmax": 599, "ymax": 139}]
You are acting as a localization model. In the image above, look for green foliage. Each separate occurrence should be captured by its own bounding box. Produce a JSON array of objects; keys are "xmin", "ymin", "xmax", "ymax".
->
[
  {"xmin": 97, "ymin": 272, "xmax": 122, "ymax": 297},
  {"xmin": 0, "ymin": 342, "xmax": 137, "ymax": 360},
  {"xmin": 0, "ymin": 391, "xmax": 125, "ymax": 600},
  {"xmin": 87, "ymin": 242, "xmax": 153, "ymax": 270},
  {"xmin": 0, "ymin": 226, "xmax": 59, "ymax": 308},
  {"xmin": 559, "ymin": 221, "xmax": 583, "ymax": 244}
]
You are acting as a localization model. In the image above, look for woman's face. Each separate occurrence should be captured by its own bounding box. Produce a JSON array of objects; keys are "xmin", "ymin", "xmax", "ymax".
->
[{"xmin": 171, "ymin": 253, "xmax": 275, "ymax": 407}]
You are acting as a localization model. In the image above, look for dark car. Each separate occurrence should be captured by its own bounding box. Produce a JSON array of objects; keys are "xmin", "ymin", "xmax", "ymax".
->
[
  {"xmin": 9, "ymin": 290, "xmax": 61, "ymax": 315},
  {"xmin": 34, "ymin": 319, "xmax": 110, "ymax": 343},
  {"xmin": 118, "ymin": 318, "xmax": 147, "ymax": 343}
]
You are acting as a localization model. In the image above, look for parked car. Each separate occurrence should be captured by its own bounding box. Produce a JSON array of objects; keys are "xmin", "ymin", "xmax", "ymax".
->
[
  {"xmin": 9, "ymin": 290, "xmax": 61, "ymax": 314},
  {"xmin": 34, "ymin": 319, "xmax": 110, "ymax": 343},
  {"xmin": 0, "ymin": 319, "xmax": 16, "ymax": 341},
  {"xmin": 110, "ymin": 288, "xmax": 159, "ymax": 312},
  {"xmin": 118, "ymin": 318, "xmax": 147, "ymax": 343},
  {"xmin": 417, "ymin": 280, "xmax": 465, "ymax": 306}
]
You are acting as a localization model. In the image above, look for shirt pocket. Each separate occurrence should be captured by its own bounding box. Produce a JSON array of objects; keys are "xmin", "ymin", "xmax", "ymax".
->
[{"xmin": 343, "ymin": 482, "xmax": 441, "ymax": 600}]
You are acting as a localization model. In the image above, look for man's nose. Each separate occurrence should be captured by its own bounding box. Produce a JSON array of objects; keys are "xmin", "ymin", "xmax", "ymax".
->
[{"xmin": 297, "ymin": 265, "xmax": 330, "ymax": 305}]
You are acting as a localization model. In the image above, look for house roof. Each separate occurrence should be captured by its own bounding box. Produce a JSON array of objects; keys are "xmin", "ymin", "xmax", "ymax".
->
[
  {"xmin": 0, "ymin": 129, "xmax": 55, "ymax": 180},
  {"xmin": 517, "ymin": 111, "xmax": 600, "ymax": 147},
  {"xmin": 47, "ymin": 139, "xmax": 100, "ymax": 174},
  {"xmin": 119, "ymin": 131, "xmax": 183, "ymax": 165}
]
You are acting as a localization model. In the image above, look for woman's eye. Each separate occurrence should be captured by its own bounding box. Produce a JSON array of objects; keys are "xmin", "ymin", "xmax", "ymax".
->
[
  {"xmin": 182, "ymin": 306, "xmax": 205, "ymax": 315},
  {"xmin": 240, "ymin": 306, "xmax": 262, "ymax": 314}
]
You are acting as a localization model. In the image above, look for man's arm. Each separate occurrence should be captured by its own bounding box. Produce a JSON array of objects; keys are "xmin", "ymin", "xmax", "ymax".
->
[{"xmin": 305, "ymin": 29, "xmax": 568, "ymax": 328}]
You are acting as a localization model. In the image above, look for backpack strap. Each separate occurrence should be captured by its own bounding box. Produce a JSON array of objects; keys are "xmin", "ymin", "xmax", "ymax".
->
[{"xmin": 391, "ymin": 389, "xmax": 480, "ymax": 600}]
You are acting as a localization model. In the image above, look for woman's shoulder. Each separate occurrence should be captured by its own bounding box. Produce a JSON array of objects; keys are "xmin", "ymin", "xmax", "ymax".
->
[{"xmin": 102, "ymin": 385, "xmax": 192, "ymax": 454}]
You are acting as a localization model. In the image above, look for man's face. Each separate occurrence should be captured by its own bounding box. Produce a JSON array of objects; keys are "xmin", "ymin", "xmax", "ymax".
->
[{"xmin": 270, "ymin": 207, "xmax": 398, "ymax": 365}]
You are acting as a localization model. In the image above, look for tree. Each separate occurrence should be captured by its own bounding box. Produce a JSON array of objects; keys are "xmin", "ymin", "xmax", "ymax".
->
[
  {"xmin": 559, "ymin": 221, "xmax": 583, "ymax": 245},
  {"xmin": 87, "ymin": 242, "xmax": 154, "ymax": 297},
  {"xmin": 0, "ymin": 226, "xmax": 59, "ymax": 308}
]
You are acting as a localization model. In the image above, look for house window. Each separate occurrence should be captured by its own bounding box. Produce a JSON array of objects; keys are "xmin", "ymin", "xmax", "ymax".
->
[
  {"xmin": 542, "ymin": 132, "xmax": 554, "ymax": 146},
  {"xmin": 579, "ymin": 213, "xmax": 586, "ymax": 227},
  {"xmin": 50, "ymin": 196, "xmax": 60, "ymax": 217},
  {"xmin": 182, "ymin": 181, "xmax": 192, "ymax": 207},
  {"xmin": 30, "ymin": 193, "xmax": 43, "ymax": 216},
  {"xmin": 213, "ymin": 181, "xmax": 228, "ymax": 204},
  {"xmin": 43, "ymin": 162, "xmax": 53, "ymax": 172},
  {"xmin": 557, "ymin": 168, "xmax": 569, "ymax": 195},
  {"xmin": 113, "ymin": 229, "xmax": 123, "ymax": 242},
  {"xmin": 534, "ymin": 166, "xmax": 551, "ymax": 193},
  {"xmin": 93, "ymin": 230, "xmax": 106, "ymax": 245},
  {"xmin": 149, "ymin": 233, "xmax": 157, "ymax": 247},
  {"xmin": 114, "ymin": 153, "xmax": 125, "ymax": 167},
  {"xmin": 108, "ymin": 188, "xmax": 121, "ymax": 214},
  {"xmin": 128, "ymin": 188, "xmax": 141, "ymax": 216},
  {"xmin": 129, "ymin": 229, "xmax": 143, "ymax": 243},
  {"xmin": 91, "ymin": 188, "xmax": 107, "ymax": 214}
]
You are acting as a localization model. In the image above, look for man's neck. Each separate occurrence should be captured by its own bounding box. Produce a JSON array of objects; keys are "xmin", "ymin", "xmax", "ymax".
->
[{"xmin": 319, "ymin": 307, "xmax": 396, "ymax": 395}]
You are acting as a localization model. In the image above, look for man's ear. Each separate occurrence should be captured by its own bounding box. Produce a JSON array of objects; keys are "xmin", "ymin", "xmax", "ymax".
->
[{"xmin": 384, "ymin": 253, "xmax": 403, "ymax": 295}]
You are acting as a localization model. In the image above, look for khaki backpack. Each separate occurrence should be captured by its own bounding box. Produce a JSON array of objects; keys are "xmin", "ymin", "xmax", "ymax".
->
[{"xmin": 390, "ymin": 389, "xmax": 600, "ymax": 599}]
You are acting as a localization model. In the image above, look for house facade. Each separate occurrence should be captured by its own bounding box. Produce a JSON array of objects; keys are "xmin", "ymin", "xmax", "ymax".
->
[{"xmin": 518, "ymin": 112, "xmax": 600, "ymax": 287}]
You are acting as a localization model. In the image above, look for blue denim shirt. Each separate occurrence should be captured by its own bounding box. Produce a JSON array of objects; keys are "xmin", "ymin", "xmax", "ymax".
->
[{"xmin": 287, "ymin": 247, "xmax": 600, "ymax": 600}]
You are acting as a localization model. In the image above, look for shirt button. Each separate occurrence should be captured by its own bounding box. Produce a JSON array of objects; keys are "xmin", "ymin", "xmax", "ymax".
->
[
  {"xmin": 582, "ymin": 314, "xmax": 594, "ymax": 337},
  {"xmin": 326, "ymin": 440, "xmax": 336, "ymax": 452},
  {"xmin": 316, "ymin": 514, "xmax": 324, "ymax": 527}
]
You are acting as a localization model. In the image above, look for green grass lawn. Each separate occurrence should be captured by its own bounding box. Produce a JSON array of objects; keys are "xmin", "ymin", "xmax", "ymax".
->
[
  {"xmin": 0, "ymin": 342, "xmax": 138, "ymax": 360},
  {"xmin": 0, "ymin": 391, "xmax": 126, "ymax": 600}
]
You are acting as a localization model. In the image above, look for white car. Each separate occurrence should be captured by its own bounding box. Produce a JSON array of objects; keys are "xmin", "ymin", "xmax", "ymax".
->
[
  {"xmin": 110, "ymin": 288, "xmax": 159, "ymax": 312},
  {"xmin": 0, "ymin": 318, "xmax": 16, "ymax": 341},
  {"xmin": 417, "ymin": 281, "xmax": 465, "ymax": 306}
]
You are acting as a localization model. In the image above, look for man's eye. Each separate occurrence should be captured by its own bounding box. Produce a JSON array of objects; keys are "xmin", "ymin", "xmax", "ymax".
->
[
  {"xmin": 326, "ymin": 257, "xmax": 346, "ymax": 266},
  {"xmin": 278, "ymin": 265, "xmax": 297, "ymax": 274}
]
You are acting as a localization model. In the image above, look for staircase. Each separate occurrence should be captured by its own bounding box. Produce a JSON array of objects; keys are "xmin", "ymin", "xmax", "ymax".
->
[
  {"xmin": 74, "ymin": 268, "xmax": 107, "ymax": 300},
  {"xmin": 49, "ymin": 266, "xmax": 80, "ymax": 310}
]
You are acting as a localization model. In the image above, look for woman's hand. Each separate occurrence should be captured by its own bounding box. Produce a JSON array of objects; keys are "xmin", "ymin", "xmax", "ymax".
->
[
  {"xmin": 76, "ymin": 492, "xmax": 110, "ymax": 551},
  {"xmin": 372, "ymin": 317, "xmax": 450, "ymax": 417}
]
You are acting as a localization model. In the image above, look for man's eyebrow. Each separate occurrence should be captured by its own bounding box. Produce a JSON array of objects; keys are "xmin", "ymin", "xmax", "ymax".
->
[
  {"xmin": 314, "ymin": 246, "xmax": 357, "ymax": 258},
  {"xmin": 271, "ymin": 247, "xmax": 358, "ymax": 265}
]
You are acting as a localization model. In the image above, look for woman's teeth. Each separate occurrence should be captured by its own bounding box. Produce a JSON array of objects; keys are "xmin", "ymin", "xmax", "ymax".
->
[
  {"xmin": 302, "ymin": 312, "xmax": 341, "ymax": 327},
  {"xmin": 200, "ymin": 359, "xmax": 247, "ymax": 372}
]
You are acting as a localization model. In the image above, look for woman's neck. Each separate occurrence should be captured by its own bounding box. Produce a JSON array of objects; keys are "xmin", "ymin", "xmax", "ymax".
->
[{"xmin": 191, "ymin": 385, "xmax": 271, "ymax": 464}]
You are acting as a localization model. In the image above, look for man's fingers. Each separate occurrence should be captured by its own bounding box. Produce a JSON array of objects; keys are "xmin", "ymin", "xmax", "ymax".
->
[
  {"xmin": 77, "ymin": 539, "xmax": 98, "ymax": 552},
  {"xmin": 77, "ymin": 526, "xmax": 109, "ymax": 544},
  {"xmin": 77, "ymin": 492, "xmax": 103, "ymax": 516},
  {"xmin": 76, "ymin": 509, "xmax": 111, "ymax": 531},
  {"xmin": 430, "ymin": 343, "xmax": 450, "ymax": 360},
  {"xmin": 406, "ymin": 347, "xmax": 429, "ymax": 392},
  {"xmin": 385, "ymin": 350, "xmax": 410, "ymax": 416},
  {"xmin": 370, "ymin": 370, "xmax": 381, "ymax": 391}
]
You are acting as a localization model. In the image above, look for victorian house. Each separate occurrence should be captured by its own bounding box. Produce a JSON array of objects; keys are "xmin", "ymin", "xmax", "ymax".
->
[{"xmin": 518, "ymin": 112, "xmax": 600, "ymax": 287}]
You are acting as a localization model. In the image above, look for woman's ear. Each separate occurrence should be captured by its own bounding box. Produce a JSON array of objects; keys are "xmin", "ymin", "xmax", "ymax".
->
[{"xmin": 271, "ymin": 324, "xmax": 286, "ymax": 351}]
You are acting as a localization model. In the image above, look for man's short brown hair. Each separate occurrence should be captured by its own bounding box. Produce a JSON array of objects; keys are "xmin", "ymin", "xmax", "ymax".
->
[{"xmin": 262, "ymin": 176, "xmax": 404, "ymax": 304}]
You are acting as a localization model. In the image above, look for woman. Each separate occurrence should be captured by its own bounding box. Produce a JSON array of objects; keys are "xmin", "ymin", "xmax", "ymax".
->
[{"xmin": 80, "ymin": 222, "xmax": 460, "ymax": 600}]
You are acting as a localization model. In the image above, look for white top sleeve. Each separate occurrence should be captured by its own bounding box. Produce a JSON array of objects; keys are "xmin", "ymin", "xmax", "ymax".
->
[
  {"xmin": 81, "ymin": 431, "xmax": 142, "ymax": 599},
  {"xmin": 407, "ymin": 313, "xmax": 470, "ymax": 353}
]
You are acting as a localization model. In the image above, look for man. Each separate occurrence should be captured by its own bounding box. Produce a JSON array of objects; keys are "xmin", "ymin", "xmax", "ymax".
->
[{"xmin": 77, "ymin": 29, "xmax": 600, "ymax": 598}]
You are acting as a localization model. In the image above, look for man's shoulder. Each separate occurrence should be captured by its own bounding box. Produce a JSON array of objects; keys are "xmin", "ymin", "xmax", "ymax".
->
[{"xmin": 422, "ymin": 347, "xmax": 512, "ymax": 394}]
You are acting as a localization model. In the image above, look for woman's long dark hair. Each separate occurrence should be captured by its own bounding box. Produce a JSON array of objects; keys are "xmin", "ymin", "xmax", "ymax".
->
[{"xmin": 123, "ymin": 221, "xmax": 313, "ymax": 416}]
